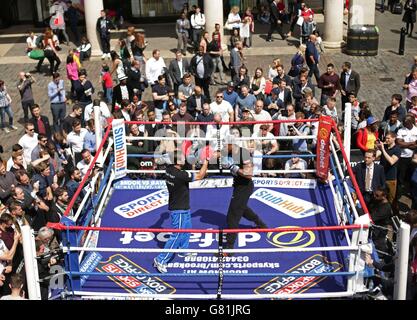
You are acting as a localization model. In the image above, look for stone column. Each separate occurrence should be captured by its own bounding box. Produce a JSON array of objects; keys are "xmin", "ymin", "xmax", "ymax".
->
[
  {"xmin": 204, "ymin": 0, "xmax": 225, "ymax": 47},
  {"xmin": 84, "ymin": 0, "xmax": 104, "ymax": 56},
  {"xmin": 323, "ymin": 0, "xmax": 344, "ymax": 48},
  {"xmin": 349, "ymin": 0, "xmax": 376, "ymax": 27}
]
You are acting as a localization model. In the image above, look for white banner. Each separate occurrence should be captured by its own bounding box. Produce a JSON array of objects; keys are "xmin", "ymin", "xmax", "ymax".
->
[{"xmin": 112, "ymin": 119, "xmax": 127, "ymax": 180}]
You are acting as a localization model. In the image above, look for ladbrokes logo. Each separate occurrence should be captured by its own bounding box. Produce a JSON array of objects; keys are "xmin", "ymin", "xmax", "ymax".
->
[
  {"xmin": 114, "ymin": 190, "xmax": 169, "ymax": 219},
  {"xmin": 266, "ymin": 226, "xmax": 315, "ymax": 248},
  {"xmin": 255, "ymin": 254, "xmax": 342, "ymax": 297},
  {"xmin": 250, "ymin": 188, "xmax": 324, "ymax": 219},
  {"xmin": 96, "ymin": 254, "xmax": 175, "ymax": 295}
]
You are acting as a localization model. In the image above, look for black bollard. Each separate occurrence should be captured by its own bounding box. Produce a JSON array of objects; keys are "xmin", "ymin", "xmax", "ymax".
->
[{"xmin": 399, "ymin": 27, "xmax": 406, "ymax": 55}]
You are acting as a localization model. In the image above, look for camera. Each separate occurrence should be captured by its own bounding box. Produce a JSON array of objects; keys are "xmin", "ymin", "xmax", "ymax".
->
[
  {"xmin": 38, "ymin": 248, "xmax": 65, "ymax": 267},
  {"xmin": 280, "ymin": 109, "xmax": 288, "ymax": 117}
]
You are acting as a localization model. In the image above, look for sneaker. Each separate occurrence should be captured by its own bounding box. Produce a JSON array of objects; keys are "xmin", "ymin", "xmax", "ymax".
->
[
  {"xmin": 9, "ymin": 125, "xmax": 18, "ymax": 131},
  {"xmin": 178, "ymin": 252, "xmax": 197, "ymax": 258},
  {"xmin": 153, "ymin": 258, "xmax": 167, "ymax": 273},
  {"xmin": 3, "ymin": 127, "xmax": 10, "ymax": 133},
  {"xmin": 101, "ymin": 53, "xmax": 107, "ymax": 59}
]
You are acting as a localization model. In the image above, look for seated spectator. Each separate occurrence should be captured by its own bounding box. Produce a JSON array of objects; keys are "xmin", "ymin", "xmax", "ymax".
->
[
  {"xmin": 322, "ymin": 97, "xmax": 338, "ymax": 123},
  {"xmin": 284, "ymin": 154, "xmax": 308, "ymax": 179},
  {"xmin": 289, "ymin": 112, "xmax": 311, "ymax": 152},
  {"xmin": 379, "ymin": 111, "xmax": 403, "ymax": 141},
  {"xmin": 223, "ymin": 81, "xmax": 239, "ymax": 108},
  {"xmin": 77, "ymin": 36, "xmax": 91, "ymax": 62},
  {"xmin": 356, "ymin": 116, "xmax": 379, "ymax": 153},
  {"xmin": 250, "ymin": 124, "xmax": 278, "ymax": 175}
]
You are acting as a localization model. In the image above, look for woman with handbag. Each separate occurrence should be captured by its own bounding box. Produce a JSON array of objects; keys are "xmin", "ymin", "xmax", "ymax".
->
[
  {"xmin": 403, "ymin": 0, "xmax": 417, "ymax": 37},
  {"xmin": 43, "ymin": 29, "xmax": 61, "ymax": 75},
  {"xmin": 288, "ymin": 47, "xmax": 305, "ymax": 78}
]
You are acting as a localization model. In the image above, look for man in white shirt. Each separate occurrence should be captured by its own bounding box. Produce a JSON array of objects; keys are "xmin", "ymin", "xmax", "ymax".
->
[
  {"xmin": 76, "ymin": 149, "xmax": 93, "ymax": 178},
  {"xmin": 145, "ymin": 49, "xmax": 167, "ymax": 86},
  {"xmin": 252, "ymin": 99, "xmax": 273, "ymax": 134},
  {"xmin": 251, "ymin": 124, "xmax": 278, "ymax": 174},
  {"xmin": 209, "ymin": 90, "xmax": 234, "ymax": 123},
  {"xmin": 0, "ymin": 273, "xmax": 27, "ymax": 300},
  {"xmin": 190, "ymin": 6, "xmax": 206, "ymax": 51},
  {"xmin": 396, "ymin": 115, "xmax": 417, "ymax": 199},
  {"xmin": 18, "ymin": 123, "xmax": 38, "ymax": 164},
  {"xmin": 206, "ymin": 113, "xmax": 230, "ymax": 152},
  {"xmin": 84, "ymin": 98, "xmax": 111, "ymax": 122},
  {"xmin": 284, "ymin": 155, "xmax": 308, "ymax": 178},
  {"xmin": 67, "ymin": 119, "xmax": 88, "ymax": 164}
]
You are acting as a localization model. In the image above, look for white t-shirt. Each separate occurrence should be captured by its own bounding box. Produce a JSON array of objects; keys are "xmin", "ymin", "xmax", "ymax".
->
[
  {"xmin": 84, "ymin": 101, "xmax": 111, "ymax": 122},
  {"xmin": 210, "ymin": 100, "xmax": 233, "ymax": 122},
  {"xmin": 251, "ymin": 131, "xmax": 277, "ymax": 153},
  {"xmin": 397, "ymin": 126, "xmax": 417, "ymax": 158},
  {"xmin": 145, "ymin": 57, "xmax": 166, "ymax": 84},
  {"xmin": 76, "ymin": 159, "xmax": 92, "ymax": 178},
  {"xmin": 18, "ymin": 133, "xmax": 39, "ymax": 164},
  {"xmin": 252, "ymin": 110, "xmax": 272, "ymax": 134},
  {"xmin": 0, "ymin": 239, "xmax": 7, "ymax": 275},
  {"xmin": 0, "ymin": 295, "xmax": 27, "ymax": 300},
  {"xmin": 26, "ymin": 36, "xmax": 38, "ymax": 49},
  {"xmin": 67, "ymin": 128, "xmax": 88, "ymax": 153},
  {"xmin": 227, "ymin": 13, "xmax": 241, "ymax": 29}
]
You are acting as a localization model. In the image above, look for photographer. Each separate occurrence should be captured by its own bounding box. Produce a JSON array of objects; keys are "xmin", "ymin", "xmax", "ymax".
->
[
  {"xmin": 35, "ymin": 239, "xmax": 61, "ymax": 300},
  {"xmin": 17, "ymin": 72, "xmax": 35, "ymax": 123},
  {"xmin": 287, "ymin": 112, "xmax": 311, "ymax": 152},
  {"xmin": 273, "ymin": 103, "xmax": 296, "ymax": 150}
]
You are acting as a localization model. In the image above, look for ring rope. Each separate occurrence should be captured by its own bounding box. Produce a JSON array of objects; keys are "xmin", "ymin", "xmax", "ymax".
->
[{"xmin": 124, "ymin": 119, "xmax": 319, "ymax": 126}]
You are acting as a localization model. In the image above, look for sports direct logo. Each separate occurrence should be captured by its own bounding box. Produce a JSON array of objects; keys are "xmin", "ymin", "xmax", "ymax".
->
[
  {"xmin": 255, "ymin": 254, "xmax": 342, "ymax": 297},
  {"xmin": 114, "ymin": 190, "xmax": 169, "ymax": 219},
  {"xmin": 250, "ymin": 188, "xmax": 324, "ymax": 219},
  {"xmin": 96, "ymin": 254, "xmax": 176, "ymax": 295}
]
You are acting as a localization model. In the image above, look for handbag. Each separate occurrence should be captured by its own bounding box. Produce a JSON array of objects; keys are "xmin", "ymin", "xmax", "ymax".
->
[
  {"xmin": 264, "ymin": 80, "xmax": 273, "ymax": 95},
  {"xmin": 28, "ymin": 49, "xmax": 45, "ymax": 60},
  {"xmin": 224, "ymin": 21, "xmax": 233, "ymax": 30}
]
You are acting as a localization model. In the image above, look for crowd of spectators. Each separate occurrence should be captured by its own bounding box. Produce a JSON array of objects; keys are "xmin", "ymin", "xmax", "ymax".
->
[{"xmin": 0, "ymin": 1, "xmax": 416, "ymax": 300}]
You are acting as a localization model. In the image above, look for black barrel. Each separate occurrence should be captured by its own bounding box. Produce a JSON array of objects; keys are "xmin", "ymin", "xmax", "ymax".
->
[{"xmin": 346, "ymin": 25, "xmax": 379, "ymax": 56}]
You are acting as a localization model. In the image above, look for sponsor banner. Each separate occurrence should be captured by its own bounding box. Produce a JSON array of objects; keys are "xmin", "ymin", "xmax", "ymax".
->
[
  {"xmin": 80, "ymin": 251, "xmax": 103, "ymax": 286},
  {"xmin": 112, "ymin": 119, "xmax": 127, "ymax": 180},
  {"xmin": 266, "ymin": 226, "xmax": 316, "ymax": 248},
  {"xmin": 114, "ymin": 178, "xmax": 317, "ymax": 190},
  {"xmin": 114, "ymin": 189, "xmax": 169, "ymax": 219},
  {"xmin": 316, "ymin": 115, "xmax": 333, "ymax": 180},
  {"xmin": 250, "ymin": 188, "xmax": 325, "ymax": 219},
  {"xmin": 254, "ymin": 254, "xmax": 342, "ymax": 296},
  {"xmin": 96, "ymin": 254, "xmax": 176, "ymax": 295}
]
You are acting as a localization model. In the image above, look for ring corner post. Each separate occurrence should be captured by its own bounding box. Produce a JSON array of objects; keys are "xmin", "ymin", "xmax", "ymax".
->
[
  {"xmin": 393, "ymin": 221, "xmax": 410, "ymax": 300},
  {"xmin": 61, "ymin": 216, "xmax": 81, "ymax": 292},
  {"xmin": 21, "ymin": 225, "xmax": 42, "ymax": 300}
]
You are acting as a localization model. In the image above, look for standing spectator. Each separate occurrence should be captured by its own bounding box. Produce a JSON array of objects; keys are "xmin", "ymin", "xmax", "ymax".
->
[
  {"xmin": 65, "ymin": 168, "xmax": 81, "ymax": 199},
  {"xmin": 172, "ymin": 102, "xmax": 194, "ymax": 137},
  {"xmin": 168, "ymin": 51, "xmax": 190, "ymax": 95},
  {"xmin": 145, "ymin": 49, "xmax": 166, "ymax": 87},
  {"xmin": 318, "ymin": 63, "xmax": 340, "ymax": 107},
  {"xmin": 382, "ymin": 94, "xmax": 406, "ymax": 123},
  {"xmin": 109, "ymin": 51, "xmax": 126, "ymax": 82},
  {"xmin": 0, "ymin": 80, "xmax": 17, "ymax": 134},
  {"xmin": 178, "ymin": 74, "xmax": 195, "ymax": 104},
  {"xmin": 66, "ymin": 51, "xmax": 79, "ymax": 99},
  {"xmin": 292, "ymin": 74, "xmax": 315, "ymax": 112},
  {"xmin": 66, "ymin": 119, "xmax": 88, "ymax": 164},
  {"xmin": 356, "ymin": 116, "xmax": 379, "ymax": 153},
  {"xmin": 242, "ymin": 7, "xmax": 254, "ymax": 48},
  {"xmin": 288, "ymin": 47, "xmax": 305, "ymax": 77},
  {"xmin": 49, "ymin": 0, "xmax": 69, "ymax": 45},
  {"xmin": 190, "ymin": 46, "xmax": 214, "ymax": 100},
  {"xmin": 396, "ymin": 115, "xmax": 417, "ymax": 200},
  {"xmin": 196, "ymin": 103, "xmax": 214, "ymax": 134},
  {"xmin": 101, "ymin": 64, "xmax": 113, "ymax": 104},
  {"xmin": 340, "ymin": 62, "xmax": 361, "ymax": 115},
  {"xmin": 226, "ymin": 6, "xmax": 242, "ymax": 31},
  {"xmin": 190, "ymin": 6, "xmax": 205, "ymax": 53},
  {"xmin": 112, "ymin": 76, "xmax": 133, "ymax": 112},
  {"xmin": 152, "ymin": 75, "xmax": 172, "ymax": 121},
  {"xmin": 130, "ymin": 31, "xmax": 147, "ymax": 71},
  {"xmin": 29, "ymin": 104, "xmax": 52, "ymax": 140},
  {"xmin": 223, "ymin": 81, "xmax": 239, "ymax": 107},
  {"xmin": 379, "ymin": 111, "xmax": 403, "ymax": 141},
  {"xmin": 96, "ymin": 10, "xmax": 114, "ymax": 59},
  {"xmin": 266, "ymin": 0, "xmax": 287, "ymax": 42},
  {"xmin": 229, "ymin": 41, "xmax": 243, "ymax": 80},
  {"xmin": 42, "ymin": 29, "xmax": 61, "ymax": 75},
  {"xmin": 62, "ymin": 104, "xmax": 82, "ymax": 134},
  {"xmin": 208, "ymin": 33, "xmax": 225, "ymax": 85},
  {"xmin": 352, "ymin": 149, "xmax": 386, "ymax": 207},
  {"xmin": 73, "ymin": 69, "xmax": 94, "ymax": 123},
  {"xmin": 404, "ymin": 66, "xmax": 417, "ymax": 111},
  {"xmin": 83, "ymin": 119, "xmax": 97, "ymax": 155},
  {"xmin": 272, "ymin": 64, "xmax": 292, "ymax": 88},
  {"xmin": 17, "ymin": 72, "xmax": 35, "ymax": 123},
  {"xmin": 305, "ymin": 34, "xmax": 320, "ymax": 83},
  {"xmin": 236, "ymin": 85, "xmax": 257, "ymax": 120},
  {"xmin": 250, "ymin": 68, "xmax": 266, "ymax": 101},
  {"xmin": 47, "ymin": 72, "xmax": 66, "ymax": 133},
  {"xmin": 65, "ymin": 1, "xmax": 80, "ymax": 45},
  {"xmin": 0, "ymin": 160, "xmax": 18, "ymax": 204},
  {"xmin": 233, "ymin": 66, "xmax": 251, "ymax": 94},
  {"xmin": 403, "ymin": 0, "xmax": 417, "ymax": 37},
  {"xmin": 76, "ymin": 149, "xmax": 94, "ymax": 178},
  {"xmin": 18, "ymin": 123, "xmax": 38, "ymax": 164},
  {"xmin": 176, "ymin": 12, "xmax": 190, "ymax": 56},
  {"xmin": 126, "ymin": 59, "xmax": 143, "ymax": 100},
  {"xmin": 376, "ymin": 132, "xmax": 401, "ymax": 206},
  {"xmin": 210, "ymin": 90, "xmax": 234, "ymax": 124}
]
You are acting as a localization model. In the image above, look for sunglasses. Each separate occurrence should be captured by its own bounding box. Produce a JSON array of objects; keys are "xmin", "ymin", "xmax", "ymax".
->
[
  {"xmin": 216, "ymin": 96, "xmax": 223, "ymax": 98},
  {"xmin": 27, "ymin": 129, "xmax": 35, "ymax": 132},
  {"xmin": 41, "ymin": 139, "xmax": 48, "ymax": 142}
]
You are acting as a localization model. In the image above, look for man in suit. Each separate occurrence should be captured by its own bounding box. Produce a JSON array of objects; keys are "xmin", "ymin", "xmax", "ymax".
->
[
  {"xmin": 186, "ymin": 86, "xmax": 208, "ymax": 118},
  {"xmin": 274, "ymin": 79, "xmax": 292, "ymax": 108},
  {"xmin": 266, "ymin": 0, "xmax": 287, "ymax": 42},
  {"xmin": 190, "ymin": 46, "xmax": 214, "ymax": 100},
  {"xmin": 352, "ymin": 149, "xmax": 386, "ymax": 208},
  {"xmin": 168, "ymin": 51, "xmax": 190, "ymax": 95},
  {"xmin": 96, "ymin": 10, "xmax": 114, "ymax": 59},
  {"xmin": 292, "ymin": 74, "xmax": 315, "ymax": 112},
  {"xmin": 29, "ymin": 104, "xmax": 52, "ymax": 140},
  {"xmin": 340, "ymin": 61, "xmax": 361, "ymax": 115},
  {"xmin": 127, "ymin": 59, "xmax": 143, "ymax": 100},
  {"xmin": 112, "ymin": 76, "xmax": 134, "ymax": 112}
]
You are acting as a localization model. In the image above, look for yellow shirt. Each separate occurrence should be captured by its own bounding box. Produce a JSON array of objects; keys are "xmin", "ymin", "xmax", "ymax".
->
[{"xmin": 366, "ymin": 131, "xmax": 376, "ymax": 150}]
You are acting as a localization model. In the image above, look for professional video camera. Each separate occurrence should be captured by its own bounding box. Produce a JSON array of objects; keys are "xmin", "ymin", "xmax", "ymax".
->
[{"xmin": 37, "ymin": 248, "xmax": 65, "ymax": 267}]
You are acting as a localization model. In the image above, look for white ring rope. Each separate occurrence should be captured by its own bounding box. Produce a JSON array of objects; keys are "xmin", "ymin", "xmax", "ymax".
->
[
  {"xmin": 126, "ymin": 135, "xmax": 316, "ymax": 141},
  {"xmin": 126, "ymin": 169, "xmax": 317, "ymax": 174}
]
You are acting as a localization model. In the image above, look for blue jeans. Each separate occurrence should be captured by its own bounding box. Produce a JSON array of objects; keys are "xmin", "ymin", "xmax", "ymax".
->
[
  {"xmin": 0, "ymin": 105, "xmax": 13, "ymax": 128},
  {"xmin": 156, "ymin": 210, "xmax": 191, "ymax": 265},
  {"xmin": 105, "ymin": 87, "xmax": 113, "ymax": 104},
  {"xmin": 50, "ymin": 102, "xmax": 66, "ymax": 132}
]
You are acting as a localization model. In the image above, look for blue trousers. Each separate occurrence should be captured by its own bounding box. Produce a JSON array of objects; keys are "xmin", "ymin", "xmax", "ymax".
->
[{"xmin": 156, "ymin": 210, "xmax": 191, "ymax": 265}]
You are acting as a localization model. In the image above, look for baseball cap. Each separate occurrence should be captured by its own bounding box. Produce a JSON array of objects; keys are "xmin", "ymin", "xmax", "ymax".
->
[
  {"xmin": 227, "ymin": 81, "xmax": 234, "ymax": 87},
  {"xmin": 366, "ymin": 116, "xmax": 378, "ymax": 126}
]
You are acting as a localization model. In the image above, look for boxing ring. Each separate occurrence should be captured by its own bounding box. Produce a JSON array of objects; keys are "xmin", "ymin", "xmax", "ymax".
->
[{"xmin": 21, "ymin": 116, "xmax": 381, "ymax": 300}]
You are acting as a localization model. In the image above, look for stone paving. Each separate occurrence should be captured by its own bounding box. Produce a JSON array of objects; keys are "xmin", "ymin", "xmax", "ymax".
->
[{"xmin": 0, "ymin": 9, "xmax": 416, "ymax": 161}]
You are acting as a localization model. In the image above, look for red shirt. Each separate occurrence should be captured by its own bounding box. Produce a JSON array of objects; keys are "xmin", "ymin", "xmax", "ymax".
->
[
  {"xmin": 102, "ymin": 72, "xmax": 113, "ymax": 89},
  {"xmin": 37, "ymin": 117, "xmax": 46, "ymax": 136}
]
